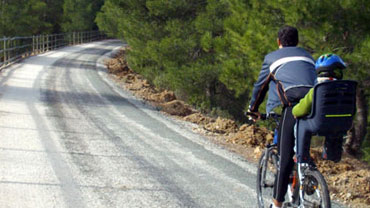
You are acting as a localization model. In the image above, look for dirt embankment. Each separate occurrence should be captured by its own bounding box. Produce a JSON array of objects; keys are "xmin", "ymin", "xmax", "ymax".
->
[{"xmin": 105, "ymin": 48, "xmax": 370, "ymax": 207}]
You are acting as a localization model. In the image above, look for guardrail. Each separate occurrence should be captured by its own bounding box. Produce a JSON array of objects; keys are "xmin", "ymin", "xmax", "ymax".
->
[{"xmin": 0, "ymin": 31, "xmax": 106, "ymax": 69}]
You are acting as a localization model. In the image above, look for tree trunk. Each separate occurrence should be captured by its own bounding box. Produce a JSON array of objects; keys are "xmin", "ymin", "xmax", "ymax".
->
[{"xmin": 345, "ymin": 86, "xmax": 368, "ymax": 156}]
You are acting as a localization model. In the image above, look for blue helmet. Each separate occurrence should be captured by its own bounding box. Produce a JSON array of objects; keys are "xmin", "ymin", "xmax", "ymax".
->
[{"xmin": 315, "ymin": 53, "xmax": 346, "ymax": 78}]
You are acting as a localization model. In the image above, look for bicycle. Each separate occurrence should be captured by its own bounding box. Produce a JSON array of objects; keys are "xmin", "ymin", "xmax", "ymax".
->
[{"xmin": 251, "ymin": 113, "xmax": 331, "ymax": 208}]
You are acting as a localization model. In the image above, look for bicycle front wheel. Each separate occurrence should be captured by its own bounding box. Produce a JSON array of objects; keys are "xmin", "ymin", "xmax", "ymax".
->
[
  {"xmin": 301, "ymin": 169, "xmax": 331, "ymax": 208},
  {"xmin": 256, "ymin": 146, "xmax": 279, "ymax": 208}
]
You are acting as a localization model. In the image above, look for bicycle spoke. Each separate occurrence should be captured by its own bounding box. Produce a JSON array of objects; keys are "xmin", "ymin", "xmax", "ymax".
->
[
  {"xmin": 314, "ymin": 188, "xmax": 322, "ymax": 200},
  {"xmin": 303, "ymin": 199, "xmax": 321, "ymax": 207}
]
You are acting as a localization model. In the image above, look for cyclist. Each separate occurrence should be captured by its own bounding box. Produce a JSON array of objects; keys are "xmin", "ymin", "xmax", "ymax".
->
[
  {"xmin": 248, "ymin": 26, "xmax": 316, "ymax": 208},
  {"xmin": 293, "ymin": 54, "xmax": 347, "ymax": 163}
]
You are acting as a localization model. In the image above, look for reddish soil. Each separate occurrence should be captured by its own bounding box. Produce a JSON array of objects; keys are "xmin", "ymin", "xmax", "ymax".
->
[{"xmin": 105, "ymin": 48, "xmax": 370, "ymax": 208}]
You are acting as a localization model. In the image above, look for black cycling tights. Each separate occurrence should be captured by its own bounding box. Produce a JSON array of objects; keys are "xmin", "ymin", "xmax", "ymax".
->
[{"xmin": 273, "ymin": 106, "xmax": 295, "ymax": 203}]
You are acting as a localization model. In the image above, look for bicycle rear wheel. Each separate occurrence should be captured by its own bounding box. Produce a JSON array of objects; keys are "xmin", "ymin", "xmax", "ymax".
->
[
  {"xmin": 301, "ymin": 169, "xmax": 331, "ymax": 208},
  {"xmin": 256, "ymin": 146, "xmax": 279, "ymax": 208}
]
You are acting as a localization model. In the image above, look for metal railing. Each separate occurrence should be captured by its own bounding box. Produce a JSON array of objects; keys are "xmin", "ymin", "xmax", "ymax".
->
[{"xmin": 0, "ymin": 31, "xmax": 106, "ymax": 69}]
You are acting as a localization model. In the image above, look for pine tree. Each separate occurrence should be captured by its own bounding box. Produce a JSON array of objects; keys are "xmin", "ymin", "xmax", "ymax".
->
[
  {"xmin": 0, "ymin": 0, "xmax": 53, "ymax": 36},
  {"xmin": 62, "ymin": 0, "xmax": 104, "ymax": 32}
]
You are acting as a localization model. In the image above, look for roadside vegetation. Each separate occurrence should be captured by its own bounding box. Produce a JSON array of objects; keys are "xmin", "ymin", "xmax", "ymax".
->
[{"xmin": 0, "ymin": 0, "xmax": 104, "ymax": 36}]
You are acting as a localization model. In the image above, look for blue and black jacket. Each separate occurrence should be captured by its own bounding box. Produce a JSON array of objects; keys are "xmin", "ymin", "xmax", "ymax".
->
[{"xmin": 249, "ymin": 47, "xmax": 317, "ymax": 113}]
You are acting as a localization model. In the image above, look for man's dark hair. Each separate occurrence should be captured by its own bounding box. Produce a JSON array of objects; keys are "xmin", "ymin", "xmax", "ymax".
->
[{"xmin": 278, "ymin": 26, "xmax": 299, "ymax": 47}]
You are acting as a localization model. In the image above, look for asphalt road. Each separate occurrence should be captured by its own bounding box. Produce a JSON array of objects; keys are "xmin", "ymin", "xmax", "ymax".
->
[{"xmin": 0, "ymin": 40, "xmax": 346, "ymax": 208}]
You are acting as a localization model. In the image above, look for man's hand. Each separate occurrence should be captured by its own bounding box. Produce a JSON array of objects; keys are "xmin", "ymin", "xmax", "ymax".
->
[{"xmin": 246, "ymin": 110, "xmax": 261, "ymax": 122}]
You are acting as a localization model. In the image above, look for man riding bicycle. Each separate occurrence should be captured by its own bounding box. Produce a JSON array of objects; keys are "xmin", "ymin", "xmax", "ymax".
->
[{"xmin": 248, "ymin": 26, "xmax": 316, "ymax": 208}]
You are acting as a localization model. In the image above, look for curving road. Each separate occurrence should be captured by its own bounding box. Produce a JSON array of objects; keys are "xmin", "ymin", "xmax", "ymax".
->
[{"xmin": 0, "ymin": 40, "xmax": 345, "ymax": 208}]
